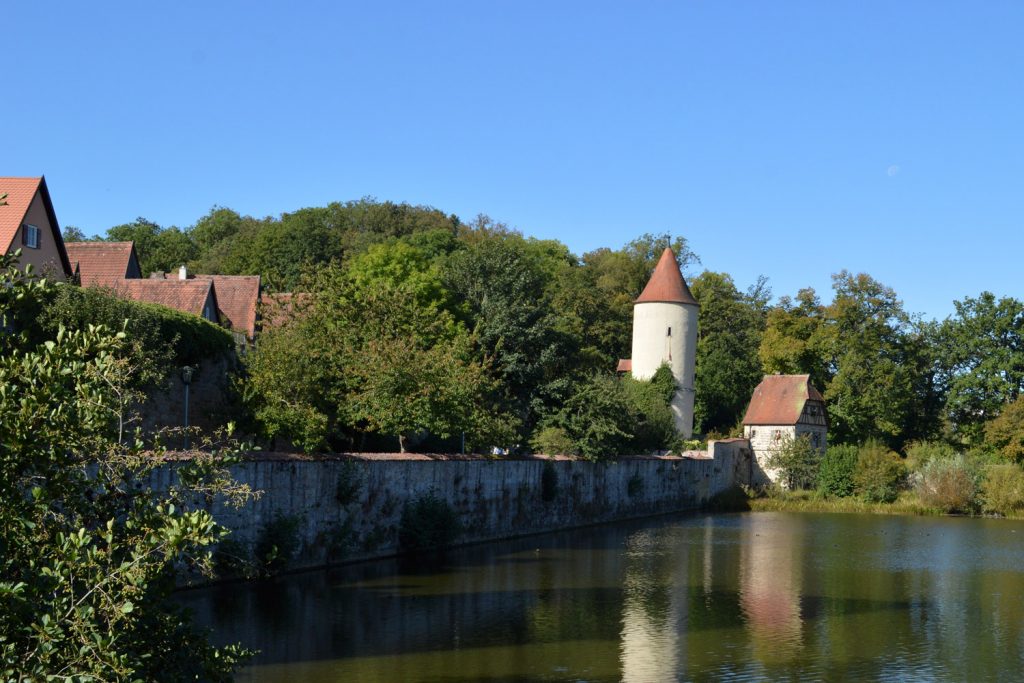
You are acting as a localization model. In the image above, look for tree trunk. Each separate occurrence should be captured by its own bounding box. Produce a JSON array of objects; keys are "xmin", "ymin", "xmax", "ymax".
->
[{"xmin": 399, "ymin": 434, "xmax": 407, "ymax": 453}]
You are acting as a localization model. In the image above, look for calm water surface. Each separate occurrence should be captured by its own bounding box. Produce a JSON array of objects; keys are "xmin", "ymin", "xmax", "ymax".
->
[{"xmin": 180, "ymin": 512, "xmax": 1024, "ymax": 682}]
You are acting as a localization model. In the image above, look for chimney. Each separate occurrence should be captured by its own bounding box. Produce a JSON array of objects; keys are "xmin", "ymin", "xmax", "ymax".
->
[{"xmin": 178, "ymin": 265, "xmax": 188, "ymax": 280}]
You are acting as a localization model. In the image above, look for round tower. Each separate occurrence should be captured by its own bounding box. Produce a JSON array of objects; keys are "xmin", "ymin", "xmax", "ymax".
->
[{"xmin": 629, "ymin": 248, "xmax": 699, "ymax": 438}]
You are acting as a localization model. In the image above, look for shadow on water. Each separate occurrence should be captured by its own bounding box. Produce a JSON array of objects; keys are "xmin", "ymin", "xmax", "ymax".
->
[{"xmin": 180, "ymin": 511, "xmax": 1024, "ymax": 682}]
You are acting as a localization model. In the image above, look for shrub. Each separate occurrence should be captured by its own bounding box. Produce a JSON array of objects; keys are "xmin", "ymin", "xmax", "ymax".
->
[
  {"xmin": 915, "ymin": 455, "xmax": 977, "ymax": 513},
  {"xmin": 904, "ymin": 440, "xmax": 957, "ymax": 473},
  {"xmin": 255, "ymin": 512, "xmax": 303, "ymax": 573},
  {"xmin": 35, "ymin": 284, "xmax": 234, "ymax": 387},
  {"xmin": 398, "ymin": 492, "xmax": 462, "ymax": 552},
  {"xmin": 621, "ymin": 364, "xmax": 677, "ymax": 453},
  {"xmin": 553, "ymin": 374, "xmax": 637, "ymax": 460},
  {"xmin": 766, "ymin": 434, "xmax": 820, "ymax": 490},
  {"xmin": 540, "ymin": 460, "xmax": 559, "ymax": 502},
  {"xmin": 531, "ymin": 426, "xmax": 574, "ymax": 455},
  {"xmin": 981, "ymin": 463, "xmax": 1024, "ymax": 515},
  {"xmin": 817, "ymin": 444, "xmax": 859, "ymax": 497},
  {"xmin": 854, "ymin": 441, "xmax": 906, "ymax": 503}
]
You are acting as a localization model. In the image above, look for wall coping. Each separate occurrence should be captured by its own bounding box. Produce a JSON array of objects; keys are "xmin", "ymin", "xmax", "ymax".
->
[{"xmin": 160, "ymin": 450, "xmax": 736, "ymax": 463}]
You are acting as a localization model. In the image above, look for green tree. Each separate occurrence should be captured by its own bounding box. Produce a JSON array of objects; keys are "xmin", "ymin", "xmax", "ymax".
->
[
  {"xmin": 984, "ymin": 395, "xmax": 1024, "ymax": 463},
  {"xmin": 766, "ymin": 434, "xmax": 820, "ymax": 490},
  {"xmin": 549, "ymin": 374, "xmax": 637, "ymax": 460},
  {"xmin": 854, "ymin": 440, "xmax": 906, "ymax": 503},
  {"xmin": 0, "ymin": 253, "xmax": 250, "ymax": 680},
  {"xmin": 759, "ymin": 288, "xmax": 829, "ymax": 388},
  {"xmin": 105, "ymin": 218, "xmax": 198, "ymax": 276},
  {"xmin": 61, "ymin": 225, "xmax": 90, "ymax": 242},
  {"xmin": 691, "ymin": 271, "xmax": 766, "ymax": 434},
  {"xmin": 937, "ymin": 292, "xmax": 1024, "ymax": 444}
]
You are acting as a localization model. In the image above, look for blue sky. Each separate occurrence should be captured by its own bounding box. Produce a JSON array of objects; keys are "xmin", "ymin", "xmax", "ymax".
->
[{"xmin": 5, "ymin": 1, "xmax": 1022, "ymax": 320}]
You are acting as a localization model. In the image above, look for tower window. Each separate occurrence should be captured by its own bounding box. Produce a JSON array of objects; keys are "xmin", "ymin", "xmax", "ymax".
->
[{"xmin": 667, "ymin": 326, "xmax": 672, "ymax": 337}]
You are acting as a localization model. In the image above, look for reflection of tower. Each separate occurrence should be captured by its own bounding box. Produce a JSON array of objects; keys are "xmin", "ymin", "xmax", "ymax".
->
[
  {"xmin": 619, "ymin": 530, "xmax": 686, "ymax": 682},
  {"xmin": 738, "ymin": 514, "xmax": 804, "ymax": 664},
  {"xmin": 628, "ymin": 248, "xmax": 699, "ymax": 438}
]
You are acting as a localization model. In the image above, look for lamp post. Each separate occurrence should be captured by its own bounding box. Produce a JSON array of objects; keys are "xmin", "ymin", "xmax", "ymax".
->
[{"xmin": 180, "ymin": 365, "xmax": 194, "ymax": 450}]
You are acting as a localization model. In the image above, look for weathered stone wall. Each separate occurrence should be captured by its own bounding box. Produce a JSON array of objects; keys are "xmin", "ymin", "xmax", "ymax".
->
[
  {"xmin": 140, "ymin": 353, "xmax": 238, "ymax": 436},
  {"xmin": 152, "ymin": 439, "xmax": 752, "ymax": 573}
]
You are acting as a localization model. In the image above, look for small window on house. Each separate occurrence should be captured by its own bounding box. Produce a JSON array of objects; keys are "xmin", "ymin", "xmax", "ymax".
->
[
  {"xmin": 23, "ymin": 224, "xmax": 40, "ymax": 249},
  {"xmin": 812, "ymin": 432, "xmax": 821, "ymax": 448},
  {"xmin": 808, "ymin": 404, "xmax": 817, "ymax": 416},
  {"xmin": 667, "ymin": 326, "xmax": 672, "ymax": 337}
]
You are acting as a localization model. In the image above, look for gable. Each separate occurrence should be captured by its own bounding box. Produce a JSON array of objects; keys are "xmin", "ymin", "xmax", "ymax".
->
[
  {"xmin": 0, "ymin": 176, "xmax": 72, "ymax": 279},
  {"xmin": 66, "ymin": 241, "xmax": 142, "ymax": 286}
]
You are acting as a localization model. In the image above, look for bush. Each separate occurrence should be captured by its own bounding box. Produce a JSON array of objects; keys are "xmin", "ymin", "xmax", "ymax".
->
[
  {"xmin": 552, "ymin": 374, "xmax": 637, "ymax": 460},
  {"xmin": 981, "ymin": 463, "xmax": 1024, "ymax": 515},
  {"xmin": 398, "ymin": 492, "xmax": 462, "ymax": 552},
  {"xmin": 817, "ymin": 444, "xmax": 859, "ymax": 497},
  {"xmin": 34, "ymin": 283, "xmax": 234, "ymax": 387},
  {"xmin": 766, "ymin": 434, "xmax": 820, "ymax": 490},
  {"xmin": 854, "ymin": 441, "xmax": 906, "ymax": 503},
  {"xmin": 915, "ymin": 455, "xmax": 977, "ymax": 513},
  {"xmin": 531, "ymin": 426, "xmax": 574, "ymax": 455},
  {"xmin": 621, "ymin": 364, "xmax": 677, "ymax": 453},
  {"xmin": 904, "ymin": 440, "xmax": 957, "ymax": 473}
]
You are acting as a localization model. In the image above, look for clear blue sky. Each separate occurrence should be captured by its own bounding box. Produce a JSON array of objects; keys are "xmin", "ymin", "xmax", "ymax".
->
[{"xmin": 5, "ymin": 1, "xmax": 1023, "ymax": 320}]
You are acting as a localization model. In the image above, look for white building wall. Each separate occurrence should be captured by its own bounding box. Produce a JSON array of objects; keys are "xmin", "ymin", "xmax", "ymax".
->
[{"xmin": 630, "ymin": 301, "xmax": 698, "ymax": 438}]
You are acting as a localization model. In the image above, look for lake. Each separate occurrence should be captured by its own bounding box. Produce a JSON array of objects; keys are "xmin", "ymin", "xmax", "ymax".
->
[{"xmin": 180, "ymin": 511, "xmax": 1024, "ymax": 682}]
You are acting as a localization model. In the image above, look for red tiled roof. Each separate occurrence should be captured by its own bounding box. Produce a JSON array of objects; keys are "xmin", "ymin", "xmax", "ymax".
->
[
  {"xmin": 109, "ymin": 279, "xmax": 216, "ymax": 320},
  {"xmin": 742, "ymin": 374, "xmax": 825, "ymax": 425},
  {"xmin": 0, "ymin": 177, "xmax": 42, "ymax": 253},
  {"xmin": 206, "ymin": 275, "xmax": 259, "ymax": 338},
  {"xmin": 616, "ymin": 359, "xmax": 632, "ymax": 373},
  {"xmin": 66, "ymin": 241, "xmax": 138, "ymax": 286},
  {"xmin": 635, "ymin": 248, "xmax": 699, "ymax": 306},
  {"xmin": 0, "ymin": 177, "xmax": 73, "ymax": 276},
  {"xmin": 151, "ymin": 271, "xmax": 260, "ymax": 338}
]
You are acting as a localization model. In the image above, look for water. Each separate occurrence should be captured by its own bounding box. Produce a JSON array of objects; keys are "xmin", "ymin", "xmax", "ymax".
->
[{"xmin": 179, "ymin": 512, "xmax": 1024, "ymax": 682}]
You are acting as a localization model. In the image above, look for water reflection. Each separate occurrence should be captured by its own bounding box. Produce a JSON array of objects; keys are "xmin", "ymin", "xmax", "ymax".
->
[{"xmin": 178, "ymin": 512, "xmax": 1024, "ymax": 682}]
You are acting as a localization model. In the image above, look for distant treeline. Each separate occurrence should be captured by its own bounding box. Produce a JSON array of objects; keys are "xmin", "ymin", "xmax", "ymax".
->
[{"xmin": 65, "ymin": 201, "xmax": 1024, "ymax": 458}]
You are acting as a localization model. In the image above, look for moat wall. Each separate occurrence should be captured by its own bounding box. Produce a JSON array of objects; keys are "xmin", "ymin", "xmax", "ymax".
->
[{"xmin": 154, "ymin": 439, "xmax": 752, "ymax": 573}]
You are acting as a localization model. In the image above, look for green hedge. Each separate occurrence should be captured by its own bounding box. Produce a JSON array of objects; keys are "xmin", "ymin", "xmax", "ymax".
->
[{"xmin": 33, "ymin": 283, "xmax": 234, "ymax": 385}]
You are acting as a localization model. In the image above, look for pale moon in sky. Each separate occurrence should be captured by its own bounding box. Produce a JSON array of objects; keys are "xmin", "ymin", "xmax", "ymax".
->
[{"xmin": 887, "ymin": 165, "xmax": 900, "ymax": 177}]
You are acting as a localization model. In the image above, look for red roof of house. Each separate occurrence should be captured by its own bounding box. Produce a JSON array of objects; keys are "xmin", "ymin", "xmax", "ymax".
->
[
  {"xmin": 110, "ymin": 279, "xmax": 217, "ymax": 320},
  {"xmin": 66, "ymin": 241, "xmax": 139, "ymax": 286},
  {"xmin": 151, "ymin": 271, "xmax": 260, "ymax": 338},
  {"xmin": 616, "ymin": 359, "xmax": 632, "ymax": 373},
  {"xmin": 742, "ymin": 374, "xmax": 825, "ymax": 425},
  {"xmin": 635, "ymin": 248, "xmax": 698, "ymax": 306},
  {"xmin": 0, "ymin": 176, "xmax": 72, "ymax": 274},
  {"xmin": 205, "ymin": 275, "xmax": 260, "ymax": 338}
]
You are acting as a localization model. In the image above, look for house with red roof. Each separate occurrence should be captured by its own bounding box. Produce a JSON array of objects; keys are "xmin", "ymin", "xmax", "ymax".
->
[
  {"xmin": 742, "ymin": 374, "xmax": 828, "ymax": 485},
  {"xmin": 65, "ymin": 241, "xmax": 142, "ymax": 286},
  {"xmin": 148, "ymin": 270, "xmax": 261, "ymax": 341},
  {"xmin": 0, "ymin": 176, "xmax": 73, "ymax": 280}
]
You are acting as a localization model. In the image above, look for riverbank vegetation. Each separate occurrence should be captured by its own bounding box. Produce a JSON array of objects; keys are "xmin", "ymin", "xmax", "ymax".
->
[{"xmin": 758, "ymin": 436, "xmax": 1024, "ymax": 518}]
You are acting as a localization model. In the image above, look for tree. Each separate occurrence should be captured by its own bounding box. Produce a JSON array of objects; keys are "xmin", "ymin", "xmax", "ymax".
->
[
  {"xmin": 759, "ymin": 288, "xmax": 829, "ymax": 388},
  {"xmin": 984, "ymin": 395, "xmax": 1024, "ymax": 463},
  {"xmin": 105, "ymin": 218, "xmax": 198, "ymax": 276},
  {"xmin": 244, "ymin": 265, "xmax": 512, "ymax": 452},
  {"xmin": 766, "ymin": 434, "xmax": 820, "ymax": 490},
  {"xmin": 690, "ymin": 271, "xmax": 766, "ymax": 434},
  {"xmin": 0, "ymin": 253, "xmax": 250, "ymax": 680},
  {"xmin": 445, "ymin": 235, "xmax": 572, "ymax": 435},
  {"xmin": 937, "ymin": 292, "xmax": 1024, "ymax": 444},
  {"xmin": 61, "ymin": 225, "xmax": 90, "ymax": 242},
  {"xmin": 547, "ymin": 374, "xmax": 637, "ymax": 460}
]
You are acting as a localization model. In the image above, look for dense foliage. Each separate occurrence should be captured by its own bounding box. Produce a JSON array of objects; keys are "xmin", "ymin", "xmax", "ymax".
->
[
  {"xmin": 0, "ymin": 255, "xmax": 251, "ymax": 681},
  {"xmin": 69, "ymin": 194, "xmax": 1024, "ymax": 457}
]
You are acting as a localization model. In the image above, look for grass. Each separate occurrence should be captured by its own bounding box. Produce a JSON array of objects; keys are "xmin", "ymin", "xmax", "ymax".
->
[{"xmin": 747, "ymin": 489, "xmax": 945, "ymax": 517}]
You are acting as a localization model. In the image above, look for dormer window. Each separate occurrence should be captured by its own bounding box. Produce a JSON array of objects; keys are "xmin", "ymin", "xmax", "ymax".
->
[{"xmin": 23, "ymin": 224, "xmax": 40, "ymax": 249}]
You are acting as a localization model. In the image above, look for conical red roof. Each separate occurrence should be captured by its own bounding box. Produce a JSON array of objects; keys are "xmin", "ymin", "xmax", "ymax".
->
[{"xmin": 635, "ymin": 248, "xmax": 699, "ymax": 305}]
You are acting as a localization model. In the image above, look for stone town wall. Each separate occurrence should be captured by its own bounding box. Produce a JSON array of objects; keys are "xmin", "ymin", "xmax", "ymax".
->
[
  {"xmin": 140, "ymin": 353, "xmax": 238, "ymax": 436},
  {"xmin": 151, "ymin": 439, "xmax": 752, "ymax": 573}
]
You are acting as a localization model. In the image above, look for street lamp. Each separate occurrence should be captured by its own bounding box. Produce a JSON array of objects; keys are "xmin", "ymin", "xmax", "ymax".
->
[{"xmin": 180, "ymin": 365, "xmax": 194, "ymax": 450}]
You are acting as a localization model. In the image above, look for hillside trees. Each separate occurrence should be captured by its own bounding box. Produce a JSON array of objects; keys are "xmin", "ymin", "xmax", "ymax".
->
[{"xmin": 244, "ymin": 255, "xmax": 513, "ymax": 452}]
